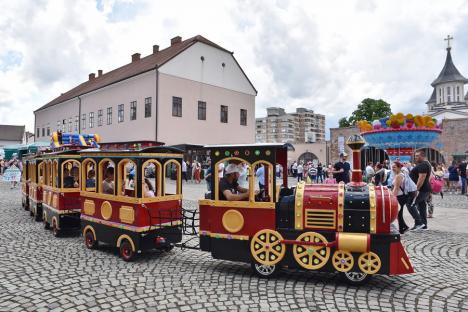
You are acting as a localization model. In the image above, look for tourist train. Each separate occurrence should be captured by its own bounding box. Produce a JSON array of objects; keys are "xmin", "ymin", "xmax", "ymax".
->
[{"xmin": 20, "ymin": 132, "xmax": 414, "ymax": 285}]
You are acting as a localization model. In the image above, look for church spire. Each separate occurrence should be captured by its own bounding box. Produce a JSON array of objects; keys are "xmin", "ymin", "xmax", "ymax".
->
[{"xmin": 431, "ymin": 36, "xmax": 468, "ymax": 86}]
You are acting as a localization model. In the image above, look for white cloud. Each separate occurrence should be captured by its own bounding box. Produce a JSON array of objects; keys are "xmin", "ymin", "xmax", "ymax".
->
[{"xmin": 1, "ymin": 0, "xmax": 468, "ymax": 136}]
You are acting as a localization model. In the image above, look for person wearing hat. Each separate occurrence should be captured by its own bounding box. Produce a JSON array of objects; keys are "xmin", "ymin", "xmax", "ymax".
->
[
  {"xmin": 332, "ymin": 152, "xmax": 351, "ymax": 183},
  {"xmin": 219, "ymin": 163, "xmax": 255, "ymax": 201}
]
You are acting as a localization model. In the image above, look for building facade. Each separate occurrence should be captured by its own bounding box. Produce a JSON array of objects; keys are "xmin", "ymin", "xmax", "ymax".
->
[
  {"xmin": 426, "ymin": 42, "xmax": 468, "ymax": 119},
  {"xmin": 34, "ymin": 35, "xmax": 257, "ymax": 145},
  {"xmin": 0, "ymin": 125, "xmax": 25, "ymax": 147},
  {"xmin": 255, "ymin": 107, "xmax": 325, "ymax": 143}
]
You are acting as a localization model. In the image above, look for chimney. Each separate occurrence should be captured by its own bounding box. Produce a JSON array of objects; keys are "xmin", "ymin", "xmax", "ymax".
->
[
  {"xmin": 98, "ymin": 69, "xmax": 103, "ymax": 77},
  {"xmin": 171, "ymin": 36, "xmax": 182, "ymax": 46},
  {"xmin": 132, "ymin": 53, "xmax": 141, "ymax": 62},
  {"xmin": 89, "ymin": 73, "xmax": 95, "ymax": 80},
  {"xmin": 153, "ymin": 45, "xmax": 159, "ymax": 53},
  {"xmin": 346, "ymin": 134, "xmax": 366, "ymax": 185}
]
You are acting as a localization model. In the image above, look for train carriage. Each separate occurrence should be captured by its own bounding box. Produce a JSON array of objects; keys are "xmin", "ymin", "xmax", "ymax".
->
[
  {"xmin": 28, "ymin": 157, "xmax": 44, "ymax": 221},
  {"xmin": 39, "ymin": 151, "xmax": 82, "ymax": 236},
  {"xmin": 79, "ymin": 146, "xmax": 184, "ymax": 261},
  {"xmin": 199, "ymin": 137, "xmax": 414, "ymax": 284}
]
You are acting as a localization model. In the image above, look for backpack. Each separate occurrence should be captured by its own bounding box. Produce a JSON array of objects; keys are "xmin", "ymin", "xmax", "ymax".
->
[
  {"xmin": 401, "ymin": 171, "xmax": 417, "ymax": 194},
  {"xmin": 430, "ymin": 175, "xmax": 444, "ymax": 193}
]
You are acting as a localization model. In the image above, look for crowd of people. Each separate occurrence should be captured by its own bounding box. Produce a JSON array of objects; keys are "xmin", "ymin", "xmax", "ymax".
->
[
  {"xmin": 0, "ymin": 154, "xmax": 22, "ymax": 189},
  {"xmin": 181, "ymin": 159, "xmax": 204, "ymax": 184}
]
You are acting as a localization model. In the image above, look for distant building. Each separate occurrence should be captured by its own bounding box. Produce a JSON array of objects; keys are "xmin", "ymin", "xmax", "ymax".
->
[
  {"xmin": 255, "ymin": 107, "xmax": 325, "ymax": 143},
  {"xmin": 426, "ymin": 37, "xmax": 468, "ymax": 119},
  {"xmin": 34, "ymin": 35, "xmax": 257, "ymax": 145},
  {"xmin": 0, "ymin": 125, "xmax": 25, "ymax": 147}
]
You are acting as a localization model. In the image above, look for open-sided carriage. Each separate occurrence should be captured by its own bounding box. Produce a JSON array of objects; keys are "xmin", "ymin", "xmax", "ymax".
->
[
  {"xmin": 199, "ymin": 139, "xmax": 414, "ymax": 284},
  {"xmin": 28, "ymin": 156, "xmax": 44, "ymax": 221},
  {"xmin": 79, "ymin": 146, "xmax": 184, "ymax": 261}
]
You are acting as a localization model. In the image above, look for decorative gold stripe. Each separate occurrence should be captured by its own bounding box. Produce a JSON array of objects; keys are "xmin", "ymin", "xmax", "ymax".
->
[
  {"xmin": 200, "ymin": 230, "xmax": 249, "ymax": 240},
  {"xmin": 81, "ymin": 191, "xmax": 182, "ymax": 204},
  {"xmin": 81, "ymin": 152, "xmax": 183, "ymax": 158},
  {"xmin": 294, "ymin": 181, "xmax": 305, "ymax": 230},
  {"xmin": 81, "ymin": 215, "xmax": 182, "ymax": 232},
  {"xmin": 337, "ymin": 183, "xmax": 345, "ymax": 232},
  {"xmin": 308, "ymin": 195, "xmax": 333, "ymax": 200},
  {"xmin": 368, "ymin": 184, "xmax": 377, "ymax": 233},
  {"xmin": 198, "ymin": 199, "xmax": 275, "ymax": 209},
  {"xmin": 401, "ymin": 257, "xmax": 409, "ymax": 270}
]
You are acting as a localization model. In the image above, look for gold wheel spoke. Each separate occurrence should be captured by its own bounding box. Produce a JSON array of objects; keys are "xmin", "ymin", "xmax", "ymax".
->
[
  {"xmin": 271, "ymin": 240, "xmax": 281, "ymax": 247},
  {"xmin": 255, "ymin": 246, "xmax": 266, "ymax": 255},
  {"xmin": 313, "ymin": 250, "xmax": 327, "ymax": 261},
  {"xmin": 296, "ymin": 249, "xmax": 308, "ymax": 258},
  {"xmin": 270, "ymin": 248, "xmax": 282, "ymax": 257}
]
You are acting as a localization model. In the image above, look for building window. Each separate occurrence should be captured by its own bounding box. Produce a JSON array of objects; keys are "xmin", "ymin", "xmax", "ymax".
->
[
  {"xmin": 62, "ymin": 119, "xmax": 66, "ymax": 132},
  {"xmin": 75, "ymin": 116, "xmax": 79, "ymax": 131},
  {"xmin": 145, "ymin": 97, "xmax": 152, "ymax": 118},
  {"xmin": 97, "ymin": 109, "xmax": 103, "ymax": 126},
  {"xmin": 130, "ymin": 101, "xmax": 137, "ymax": 120},
  {"xmin": 89, "ymin": 112, "xmax": 94, "ymax": 128},
  {"xmin": 107, "ymin": 107, "xmax": 112, "ymax": 125},
  {"xmin": 198, "ymin": 101, "xmax": 206, "ymax": 120},
  {"xmin": 37, "ymin": 128, "xmax": 40, "ymax": 137},
  {"xmin": 82, "ymin": 114, "xmax": 86, "ymax": 130},
  {"xmin": 47, "ymin": 127, "xmax": 50, "ymax": 136},
  {"xmin": 68, "ymin": 117, "xmax": 72, "ymax": 132},
  {"xmin": 220, "ymin": 105, "xmax": 228, "ymax": 123},
  {"xmin": 447, "ymin": 86, "xmax": 451, "ymax": 103},
  {"xmin": 457, "ymin": 86, "xmax": 460, "ymax": 101},
  {"xmin": 172, "ymin": 97, "xmax": 182, "ymax": 117},
  {"xmin": 118, "ymin": 104, "xmax": 124, "ymax": 123},
  {"xmin": 42, "ymin": 128, "xmax": 45, "ymax": 137},
  {"xmin": 240, "ymin": 109, "xmax": 247, "ymax": 126}
]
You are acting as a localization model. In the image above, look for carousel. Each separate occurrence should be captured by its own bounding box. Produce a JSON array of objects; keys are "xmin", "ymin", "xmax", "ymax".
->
[{"xmin": 357, "ymin": 113, "xmax": 442, "ymax": 164}]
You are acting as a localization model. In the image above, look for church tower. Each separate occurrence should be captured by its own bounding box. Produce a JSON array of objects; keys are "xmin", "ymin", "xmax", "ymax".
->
[{"xmin": 426, "ymin": 35, "xmax": 468, "ymax": 119}]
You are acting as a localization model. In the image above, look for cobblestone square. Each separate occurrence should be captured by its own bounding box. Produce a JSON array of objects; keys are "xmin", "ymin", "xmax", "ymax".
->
[{"xmin": 0, "ymin": 181, "xmax": 467, "ymax": 312}]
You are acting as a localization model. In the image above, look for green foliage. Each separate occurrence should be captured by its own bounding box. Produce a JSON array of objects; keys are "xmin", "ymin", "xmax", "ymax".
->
[{"xmin": 338, "ymin": 98, "xmax": 392, "ymax": 128}]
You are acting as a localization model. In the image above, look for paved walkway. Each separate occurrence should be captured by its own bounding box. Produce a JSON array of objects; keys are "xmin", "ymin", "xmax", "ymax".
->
[{"xmin": 0, "ymin": 181, "xmax": 467, "ymax": 311}]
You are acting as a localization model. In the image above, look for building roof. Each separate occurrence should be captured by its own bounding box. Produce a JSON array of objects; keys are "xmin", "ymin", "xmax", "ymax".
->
[
  {"xmin": 426, "ymin": 88, "xmax": 436, "ymax": 104},
  {"xmin": 35, "ymin": 35, "xmax": 255, "ymax": 112},
  {"xmin": 431, "ymin": 48, "xmax": 468, "ymax": 86},
  {"xmin": 0, "ymin": 125, "xmax": 25, "ymax": 141}
]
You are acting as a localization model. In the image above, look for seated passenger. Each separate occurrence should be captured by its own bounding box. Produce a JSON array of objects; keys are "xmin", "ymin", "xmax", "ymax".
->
[
  {"xmin": 86, "ymin": 170, "xmax": 96, "ymax": 188},
  {"xmin": 63, "ymin": 168, "xmax": 75, "ymax": 188},
  {"xmin": 219, "ymin": 164, "xmax": 252, "ymax": 201},
  {"xmin": 70, "ymin": 166, "xmax": 79, "ymax": 188},
  {"xmin": 123, "ymin": 171, "xmax": 135, "ymax": 196},
  {"xmin": 144, "ymin": 178, "xmax": 155, "ymax": 198},
  {"xmin": 102, "ymin": 167, "xmax": 115, "ymax": 195}
]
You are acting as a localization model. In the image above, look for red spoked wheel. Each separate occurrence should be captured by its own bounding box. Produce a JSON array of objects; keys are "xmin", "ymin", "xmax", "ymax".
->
[
  {"xmin": 84, "ymin": 230, "xmax": 98, "ymax": 249},
  {"xmin": 120, "ymin": 239, "xmax": 136, "ymax": 262}
]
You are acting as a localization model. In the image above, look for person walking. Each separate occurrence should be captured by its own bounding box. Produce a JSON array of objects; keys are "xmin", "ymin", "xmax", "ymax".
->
[
  {"xmin": 255, "ymin": 164, "xmax": 265, "ymax": 191},
  {"xmin": 373, "ymin": 163, "xmax": 386, "ymax": 186},
  {"xmin": 392, "ymin": 161, "xmax": 412, "ymax": 234},
  {"xmin": 194, "ymin": 161, "xmax": 201, "ymax": 184},
  {"xmin": 308, "ymin": 165, "xmax": 317, "ymax": 184},
  {"xmin": 365, "ymin": 162, "xmax": 375, "ymax": 182},
  {"xmin": 458, "ymin": 159, "xmax": 467, "ymax": 195},
  {"xmin": 205, "ymin": 159, "xmax": 212, "ymax": 192},
  {"xmin": 448, "ymin": 161, "xmax": 459, "ymax": 194},
  {"xmin": 181, "ymin": 160, "xmax": 188, "ymax": 183},
  {"xmin": 409, "ymin": 150, "xmax": 432, "ymax": 230},
  {"xmin": 0, "ymin": 158, "xmax": 4, "ymax": 175},
  {"xmin": 332, "ymin": 153, "xmax": 350, "ymax": 184},
  {"xmin": 296, "ymin": 162, "xmax": 304, "ymax": 182},
  {"xmin": 316, "ymin": 163, "xmax": 323, "ymax": 183},
  {"xmin": 292, "ymin": 161, "xmax": 298, "ymax": 178}
]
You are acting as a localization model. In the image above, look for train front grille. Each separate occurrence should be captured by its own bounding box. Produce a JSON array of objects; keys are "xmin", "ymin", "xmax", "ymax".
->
[{"xmin": 305, "ymin": 209, "xmax": 336, "ymax": 229}]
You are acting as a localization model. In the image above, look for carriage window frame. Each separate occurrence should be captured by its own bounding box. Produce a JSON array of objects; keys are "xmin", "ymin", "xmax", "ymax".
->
[
  {"xmin": 45, "ymin": 160, "xmax": 52, "ymax": 187},
  {"xmin": 61, "ymin": 160, "xmax": 80, "ymax": 190},
  {"xmin": 163, "ymin": 160, "xmax": 182, "ymax": 195},
  {"xmin": 38, "ymin": 162, "xmax": 45, "ymax": 186},
  {"xmin": 117, "ymin": 159, "xmax": 137, "ymax": 198},
  {"xmin": 81, "ymin": 158, "xmax": 97, "ymax": 192},
  {"xmin": 98, "ymin": 158, "xmax": 116, "ymax": 195},
  {"xmin": 52, "ymin": 160, "xmax": 58, "ymax": 188},
  {"xmin": 251, "ymin": 160, "xmax": 274, "ymax": 203},
  {"xmin": 142, "ymin": 159, "xmax": 162, "ymax": 198}
]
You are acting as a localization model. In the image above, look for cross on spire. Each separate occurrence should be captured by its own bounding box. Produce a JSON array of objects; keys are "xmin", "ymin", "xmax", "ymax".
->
[{"xmin": 444, "ymin": 35, "xmax": 453, "ymax": 49}]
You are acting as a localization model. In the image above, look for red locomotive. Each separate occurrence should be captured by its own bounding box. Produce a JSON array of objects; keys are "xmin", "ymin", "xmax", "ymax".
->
[{"xmin": 199, "ymin": 136, "xmax": 414, "ymax": 284}]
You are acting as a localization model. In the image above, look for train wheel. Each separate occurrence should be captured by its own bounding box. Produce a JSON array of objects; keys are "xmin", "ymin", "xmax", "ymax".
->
[
  {"xmin": 339, "ymin": 272, "xmax": 371, "ymax": 286},
  {"xmin": 251, "ymin": 262, "xmax": 278, "ymax": 278},
  {"xmin": 120, "ymin": 239, "xmax": 136, "ymax": 262},
  {"xmin": 250, "ymin": 229, "xmax": 286, "ymax": 266},
  {"xmin": 293, "ymin": 232, "xmax": 330, "ymax": 270},
  {"xmin": 84, "ymin": 230, "xmax": 98, "ymax": 249},
  {"xmin": 332, "ymin": 250, "xmax": 354, "ymax": 273},
  {"xmin": 43, "ymin": 214, "xmax": 50, "ymax": 230},
  {"xmin": 29, "ymin": 208, "xmax": 34, "ymax": 217},
  {"xmin": 52, "ymin": 220, "xmax": 60, "ymax": 237},
  {"xmin": 34, "ymin": 210, "xmax": 42, "ymax": 222},
  {"xmin": 358, "ymin": 252, "xmax": 381, "ymax": 275}
]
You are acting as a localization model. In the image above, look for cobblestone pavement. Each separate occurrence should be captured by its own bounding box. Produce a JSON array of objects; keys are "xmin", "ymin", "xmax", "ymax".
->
[{"xmin": 0, "ymin": 181, "xmax": 467, "ymax": 311}]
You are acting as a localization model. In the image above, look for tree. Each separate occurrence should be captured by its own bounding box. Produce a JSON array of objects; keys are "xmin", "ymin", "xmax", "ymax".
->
[{"xmin": 338, "ymin": 98, "xmax": 392, "ymax": 128}]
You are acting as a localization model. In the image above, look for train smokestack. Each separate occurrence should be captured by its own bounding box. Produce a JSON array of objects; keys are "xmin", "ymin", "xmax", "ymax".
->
[{"xmin": 346, "ymin": 134, "xmax": 366, "ymax": 184}]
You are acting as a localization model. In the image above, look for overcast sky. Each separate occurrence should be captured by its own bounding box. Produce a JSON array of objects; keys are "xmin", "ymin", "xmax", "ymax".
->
[{"xmin": 1, "ymin": 0, "xmax": 468, "ymax": 135}]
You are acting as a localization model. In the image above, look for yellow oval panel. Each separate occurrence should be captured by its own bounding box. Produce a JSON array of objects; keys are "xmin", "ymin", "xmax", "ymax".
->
[
  {"xmin": 222, "ymin": 209, "xmax": 244, "ymax": 233},
  {"xmin": 101, "ymin": 201, "xmax": 112, "ymax": 220}
]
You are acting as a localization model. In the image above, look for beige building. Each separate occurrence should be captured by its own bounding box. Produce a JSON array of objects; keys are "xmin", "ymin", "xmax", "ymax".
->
[
  {"xmin": 255, "ymin": 107, "xmax": 325, "ymax": 143},
  {"xmin": 34, "ymin": 35, "xmax": 257, "ymax": 145}
]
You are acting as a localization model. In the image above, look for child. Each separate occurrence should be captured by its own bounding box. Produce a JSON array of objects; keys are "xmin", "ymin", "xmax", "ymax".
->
[{"xmin": 324, "ymin": 171, "xmax": 336, "ymax": 184}]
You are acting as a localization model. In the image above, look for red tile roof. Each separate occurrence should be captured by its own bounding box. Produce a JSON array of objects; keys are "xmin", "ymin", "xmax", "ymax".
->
[{"xmin": 35, "ymin": 35, "xmax": 246, "ymax": 112}]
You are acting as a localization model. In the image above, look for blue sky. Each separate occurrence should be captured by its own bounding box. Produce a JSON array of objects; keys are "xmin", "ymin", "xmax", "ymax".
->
[{"xmin": 1, "ymin": 0, "xmax": 468, "ymax": 136}]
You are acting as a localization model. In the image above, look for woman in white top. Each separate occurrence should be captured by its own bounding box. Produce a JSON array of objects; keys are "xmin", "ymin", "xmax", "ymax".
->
[{"xmin": 392, "ymin": 161, "xmax": 411, "ymax": 234}]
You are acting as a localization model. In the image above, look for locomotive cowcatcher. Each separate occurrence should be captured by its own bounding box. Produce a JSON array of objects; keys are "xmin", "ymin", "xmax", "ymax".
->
[
  {"xmin": 199, "ymin": 137, "xmax": 414, "ymax": 284},
  {"xmin": 79, "ymin": 146, "xmax": 184, "ymax": 261}
]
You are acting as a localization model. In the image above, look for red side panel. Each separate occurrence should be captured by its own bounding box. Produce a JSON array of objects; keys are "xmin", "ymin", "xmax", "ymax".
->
[{"xmin": 389, "ymin": 241, "xmax": 414, "ymax": 275}]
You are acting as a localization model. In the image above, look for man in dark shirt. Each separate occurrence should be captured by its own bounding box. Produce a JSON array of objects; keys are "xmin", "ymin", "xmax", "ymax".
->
[
  {"xmin": 409, "ymin": 150, "xmax": 432, "ymax": 230},
  {"xmin": 219, "ymin": 163, "xmax": 250, "ymax": 201},
  {"xmin": 333, "ymin": 153, "xmax": 350, "ymax": 183},
  {"xmin": 458, "ymin": 160, "xmax": 467, "ymax": 195}
]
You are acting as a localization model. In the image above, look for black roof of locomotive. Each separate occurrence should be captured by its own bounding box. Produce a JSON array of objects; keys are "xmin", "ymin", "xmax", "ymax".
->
[
  {"xmin": 202, "ymin": 143, "xmax": 295, "ymax": 151},
  {"xmin": 79, "ymin": 145, "xmax": 184, "ymax": 155}
]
